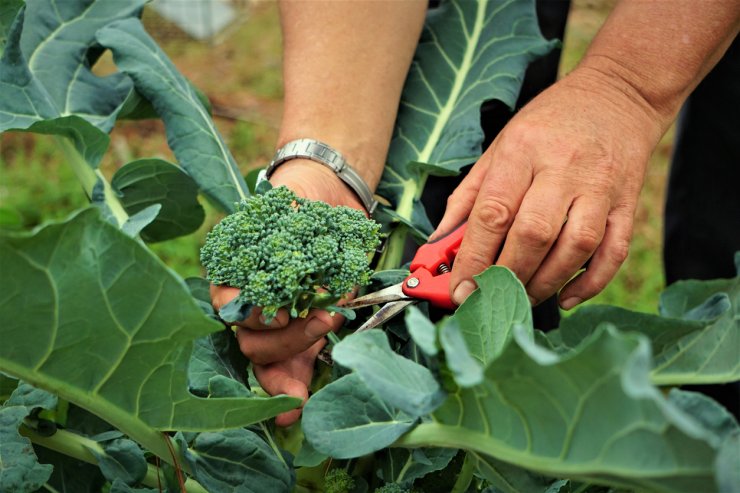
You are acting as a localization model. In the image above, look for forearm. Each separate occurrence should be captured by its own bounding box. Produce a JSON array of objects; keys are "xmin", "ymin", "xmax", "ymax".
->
[
  {"xmin": 277, "ymin": 0, "xmax": 426, "ymax": 190},
  {"xmin": 575, "ymin": 0, "xmax": 739, "ymax": 133}
]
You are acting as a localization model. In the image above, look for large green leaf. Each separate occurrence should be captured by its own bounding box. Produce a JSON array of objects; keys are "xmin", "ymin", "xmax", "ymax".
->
[
  {"xmin": 111, "ymin": 159, "xmax": 206, "ymax": 243},
  {"xmin": 182, "ymin": 429, "xmax": 295, "ymax": 493},
  {"xmin": 560, "ymin": 271, "xmax": 739, "ymax": 385},
  {"xmin": 378, "ymin": 0, "xmax": 555, "ymax": 234},
  {"xmin": 0, "ymin": 1, "xmax": 146, "ymax": 165},
  {"xmin": 397, "ymin": 327, "xmax": 730, "ymax": 492},
  {"xmin": 331, "ymin": 330, "xmax": 444, "ymax": 416},
  {"xmin": 0, "ymin": 209, "xmax": 299, "ymax": 439},
  {"xmin": 0, "ymin": 0, "xmax": 22, "ymax": 55},
  {"xmin": 454, "ymin": 266, "xmax": 533, "ymax": 367},
  {"xmin": 97, "ymin": 19, "xmax": 249, "ymax": 213},
  {"xmin": 377, "ymin": 447, "xmax": 457, "ymax": 487},
  {"xmin": 302, "ymin": 373, "xmax": 416, "ymax": 459},
  {"xmin": 0, "ymin": 406, "xmax": 53, "ymax": 492}
]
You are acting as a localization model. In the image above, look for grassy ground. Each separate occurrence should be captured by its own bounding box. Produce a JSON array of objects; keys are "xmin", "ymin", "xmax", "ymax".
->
[{"xmin": 0, "ymin": 0, "xmax": 670, "ymax": 313}]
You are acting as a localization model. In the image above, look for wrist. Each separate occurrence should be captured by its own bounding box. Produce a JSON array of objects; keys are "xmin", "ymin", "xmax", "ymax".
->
[
  {"xmin": 268, "ymin": 159, "xmax": 367, "ymax": 213},
  {"xmin": 566, "ymin": 62, "xmax": 668, "ymax": 142}
]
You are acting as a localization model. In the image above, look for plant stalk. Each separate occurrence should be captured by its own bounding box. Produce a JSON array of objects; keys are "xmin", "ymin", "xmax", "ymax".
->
[
  {"xmin": 21, "ymin": 425, "xmax": 208, "ymax": 493},
  {"xmin": 55, "ymin": 137, "xmax": 129, "ymax": 227},
  {"xmin": 450, "ymin": 452, "xmax": 475, "ymax": 493}
]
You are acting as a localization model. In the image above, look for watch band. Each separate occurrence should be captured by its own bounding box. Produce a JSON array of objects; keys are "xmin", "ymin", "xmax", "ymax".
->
[{"xmin": 265, "ymin": 138, "xmax": 378, "ymax": 215}]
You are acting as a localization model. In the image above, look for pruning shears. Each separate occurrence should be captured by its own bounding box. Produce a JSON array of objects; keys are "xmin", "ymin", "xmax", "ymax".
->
[{"xmin": 344, "ymin": 222, "xmax": 468, "ymax": 332}]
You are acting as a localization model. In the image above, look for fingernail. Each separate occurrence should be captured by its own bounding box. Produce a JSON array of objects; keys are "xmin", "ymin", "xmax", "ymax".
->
[
  {"xmin": 304, "ymin": 317, "xmax": 329, "ymax": 339},
  {"xmin": 452, "ymin": 280, "xmax": 476, "ymax": 305},
  {"xmin": 560, "ymin": 297, "xmax": 582, "ymax": 310}
]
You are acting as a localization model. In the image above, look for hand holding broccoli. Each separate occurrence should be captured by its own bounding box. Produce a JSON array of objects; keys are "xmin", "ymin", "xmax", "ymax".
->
[{"xmin": 204, "ymin": 160, "xmax": 379, "ymax": 425}]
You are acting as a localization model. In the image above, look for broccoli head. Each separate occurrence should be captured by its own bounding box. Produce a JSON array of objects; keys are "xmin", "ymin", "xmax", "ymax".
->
[
  {"xmin": 374, "ymin": 484, "xmax": 412, "ymax": 493},
  {"xmin": 200, "ymin": 185, "xmax": 380, "ymax": 321},
  {"xmin": 324, "ymin": 468, "xmax": 356, "ymax": 493}
]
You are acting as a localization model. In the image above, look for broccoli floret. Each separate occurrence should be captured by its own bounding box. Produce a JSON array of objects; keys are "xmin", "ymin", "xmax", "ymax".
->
[
  {"xmin": 200, "ymin": 186, "xmax": 380, "ymax": 321},
  {"xmin": 324, "ymin": 468, "xmax": 356, "ymax": 493},
  {"xmin": 374, "ymin": 484, "xmax": 411, "ymax": 493}
]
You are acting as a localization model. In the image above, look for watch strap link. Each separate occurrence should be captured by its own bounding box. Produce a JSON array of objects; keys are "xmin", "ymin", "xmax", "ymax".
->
[{"xmin": 265, "ymin": 138, "xmax": 378, "ymax": 214}]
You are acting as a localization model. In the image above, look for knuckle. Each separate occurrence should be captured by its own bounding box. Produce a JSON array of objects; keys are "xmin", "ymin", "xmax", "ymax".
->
[
  {"xmin": 609, "ymin": 239, "xmax": 630, "ymax": 265},
  {"xmin": 514, "ymin": 213, "xmax": 556, "ymax": 250},
  {"xmin": 582, "ymin": 276, "xmax": 609, "ymax": 298},
  {"xmin": 570, "ymin": 226, "xmax": 602, "ymax": 255},
  {"xmin": 474, "ymin": 198, "xmax": 514, "ymax": 234}
]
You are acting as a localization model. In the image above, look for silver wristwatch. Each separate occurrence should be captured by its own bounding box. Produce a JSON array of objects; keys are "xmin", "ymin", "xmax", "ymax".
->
[{"xmin": 265, "ymin": 138, "xmax": 378, "ymax": 214}]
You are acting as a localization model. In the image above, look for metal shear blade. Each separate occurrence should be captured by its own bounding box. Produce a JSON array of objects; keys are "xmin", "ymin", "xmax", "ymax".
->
[
  {"xmin": 343, "ymin": 283, "xmax": 411, "ymax": 309},
  {"xmin": 355, "ymin": 299, "xmax": 417, "ymax": 332}
]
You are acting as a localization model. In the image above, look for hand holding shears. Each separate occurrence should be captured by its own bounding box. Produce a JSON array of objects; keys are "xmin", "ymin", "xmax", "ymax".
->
[{"xmin": 344, "ymin": 222, "xmax": 468, "ymax": 331}]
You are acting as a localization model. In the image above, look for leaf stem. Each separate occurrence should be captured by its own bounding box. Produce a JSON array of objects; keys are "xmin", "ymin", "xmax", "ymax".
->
[
  {"xmin": 450, "ymin": 452, "xmax": 474, "ymax": 493},
  {"xmin": 21, "ymin": 425, "xmax": 209, "ymax": 493},
  {"xmin": 259, "ymin": 421, "xmax": 288, "ymax": 469},
  {"xmin": 55, "ymin": 137, "xmax": 129, "ymax": 226}
]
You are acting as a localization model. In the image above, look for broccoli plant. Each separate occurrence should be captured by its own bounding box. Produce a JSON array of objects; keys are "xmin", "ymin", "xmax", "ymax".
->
[{"xmin": 200, "ymin": 185, "xmax": 380, "ymax": 322}]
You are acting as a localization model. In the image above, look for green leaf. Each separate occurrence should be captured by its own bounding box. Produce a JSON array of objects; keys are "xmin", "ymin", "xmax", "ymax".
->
[
  {"xmin": 185, "ymin": 277, "xmax": 217, "ymax": 319},
  {"xmin": 666, "ymin": 389, "xmax": 739, "ymax": 443},
  {"xmin": 110, "ymin": 479, "xmax": 158, "ymax": 493},
  {"xmin": 560, "ymin": 276, "xmax": 739, "ymax": 385},
  {"xmin": 377, "ymin": 448, "xmax": 457, "ymax": 487},
  {"xmin": 715, "ymin": 431, "xmax": 739, "ymax": 493},
  {"xmin": 111, "ymin": 159, "xmax": 206, "ymax": 242},
  {"xmin": 293, "ymin": 438, "xmax": 327, "ymax": 468},
  {"xmin": 474, "ymin": 454, "xmax": 564, "ymax": 493},
  {"xmin": 405, "ymin": 305, "xmax": 438, "ymax": 356},
  {"xmin": 660, "ymin": 277, "xmax": 736, "ymax": 319},
  {"xmin": 331, "ymin": 330, "xmax": 444, "ymax": 416},
  {"xmin": 0, "ymin": 0, "xmax": 21, "ymax": 56},
  {"xmin": 397, "ymin": 326, "xmax": 728, "ymax": 492},
  {"xmin": 0, "ymin": 209, "xmax": 299, "ymax": 438},
  {"xmin": 6, "ymin": 382, "xmax": 57, "ymax": 411},
  {"xmin": 188, "ymin": 329, "xmax": 249, "ymax": 398},
  {"xmin": 438, "ymin": 317, "xmax": 484, "ymax": 388},
  {"xmin": 0, "ymin": 1, "xmax": 147, "ymax": 165},
  {"xmin": 120, "ymin": 204, "xmax": 161, "ymax": 238},
  {"xmin": 182, "ymin": 428, "xmax": 295, "ymax": 493},
  {"xmin": 302, "ymin": 373, "xmax": 416, "ymax": 459},
  {"xmin": 378, "ymin": 0, "xmax": 555, "ymax": 231},
  {"xmin": 88, "ymin": 438, "xmax": 147, "ymax": 485},
  {"xmin": 453, "ymin": 266, "xmax": 533, "ymax": 367},
  {"xmin": 97, "ymin": 18, "xmax": 249, "ymax": 213},
  {"xmin": 0, "ymin": 406, "xmax": 52, "ymax": 491}
]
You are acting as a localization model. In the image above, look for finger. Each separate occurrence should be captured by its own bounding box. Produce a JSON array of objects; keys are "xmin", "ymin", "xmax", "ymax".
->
[
  {"xmin": 495, "ymin": 175, "xmax": 571, "ymax": 288},
  {"xmin": 431, "ymin": 156, "xmax": 490, "ymax": 240},
  {"xmin": 253, "ymin": 341, "xmax": 324, "ymax": 426},
  {"xmin": 210, "ymin": 284, "xmax": 239, "ymax": 310},
  {"xmin": 449, "ymin": 157, "xmax": 532, "ymax": 305},
  {"xmin": 209, "ymin": 285, "xmax": 290, "ymax": 329},
  {"xmin": 253, "ymin": 365, "xmax": 309, "ymax": 427},
  {"xmin": 236, "ymin": 309, "xmax": 343, "ymax": 365},
  {"xmin": 525, "ymin": 196, "xmax": 609, "ymax": 304},
  {"xmin": 559, "ymin": 208, "xmax": 633, "ymax": 309}
]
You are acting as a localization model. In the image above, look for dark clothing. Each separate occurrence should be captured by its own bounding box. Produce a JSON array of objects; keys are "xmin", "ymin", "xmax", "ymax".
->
[{"xmin": 664, "ymin": 36, "xmax": 740, "ymax": 417}]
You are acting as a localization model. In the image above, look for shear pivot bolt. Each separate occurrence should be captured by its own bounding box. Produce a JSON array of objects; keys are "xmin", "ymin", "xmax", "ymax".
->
[{"xmin": 406, "ymin": 277, "xmax": 420, "ymax": 288}]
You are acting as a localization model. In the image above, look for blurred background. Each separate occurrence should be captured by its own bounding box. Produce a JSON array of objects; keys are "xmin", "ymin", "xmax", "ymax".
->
[{"xmin": 0, "ymin": 0, "xmax": 671, "ymax": 314}]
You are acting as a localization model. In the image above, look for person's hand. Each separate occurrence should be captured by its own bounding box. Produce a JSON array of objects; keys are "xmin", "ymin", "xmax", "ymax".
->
[
  {"xmin": 211, "ymin": 159, "xmax": 366, "ymax": 426},
  {"xmin": 434, "ymin": 67, "xmax": 666, "ymax": 310}
]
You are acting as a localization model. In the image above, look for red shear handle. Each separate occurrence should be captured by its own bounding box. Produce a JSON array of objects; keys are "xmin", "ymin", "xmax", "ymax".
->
[
  {"xmin": 410, "ymin": 222, "xmax": 467, "ymax": 273},
  {"xmin": 403, "ymin": 222, "xmax": 468, "ymax": 310},
  {"xmin": 401, "ymin": 269, "xmax": 456, "ymax": 310}
]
